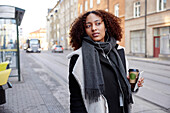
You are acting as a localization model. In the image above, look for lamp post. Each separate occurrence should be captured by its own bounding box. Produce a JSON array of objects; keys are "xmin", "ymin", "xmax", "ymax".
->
[{"xmin": 145, "ymin": 0, "xmax": 147, "ymax": 58}]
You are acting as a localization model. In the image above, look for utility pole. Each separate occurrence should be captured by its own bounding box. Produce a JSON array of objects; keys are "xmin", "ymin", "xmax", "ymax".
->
[{"xmin": 145, "ymin": 0, "xmax": 147, "ymax": 58}]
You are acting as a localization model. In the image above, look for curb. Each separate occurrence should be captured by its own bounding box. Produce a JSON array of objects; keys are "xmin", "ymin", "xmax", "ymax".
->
[{"xmin": 127, "ymin": 57, "xmax": 170, "ymax": 66}]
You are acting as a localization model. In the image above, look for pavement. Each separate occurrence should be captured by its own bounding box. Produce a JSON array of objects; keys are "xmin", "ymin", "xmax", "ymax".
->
[
  {"xmin": 126, "ymin": 55, "xmax": 170, "ymax": 66},
  {"xmin": 0, "ymin": 52, "xmax": 67, "ymax": 113},
  {"xmin": 0, "ymin": 51, "xmax": 170, "ymax": 113}
]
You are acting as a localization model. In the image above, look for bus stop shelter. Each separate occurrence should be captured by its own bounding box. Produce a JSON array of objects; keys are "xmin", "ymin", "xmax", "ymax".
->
[{"xmin": 0, "ymin": 5, "xmax": 25, "ymax": 81}]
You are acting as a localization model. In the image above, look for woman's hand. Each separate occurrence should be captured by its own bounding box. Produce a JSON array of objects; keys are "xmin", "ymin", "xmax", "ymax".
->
[
  {"xmin": 137, "ymin": 77, "xmax": 144, "ymax": 87},
  {"xmin": 127, "ymin": 76, "xmax": 144, "ymax": 87}
]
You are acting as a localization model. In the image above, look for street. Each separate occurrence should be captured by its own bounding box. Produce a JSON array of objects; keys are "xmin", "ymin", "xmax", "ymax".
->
[
  {"xmin": 1, "ymin": 50, "xmax": 169, "ymax": 113},
  {"xmin": 23, "ymin": 50, "xmax": 170, "ymax": 113},
  {"xmin": 128, "ymin": 58, "xmax": 170, "ymax": 113}
]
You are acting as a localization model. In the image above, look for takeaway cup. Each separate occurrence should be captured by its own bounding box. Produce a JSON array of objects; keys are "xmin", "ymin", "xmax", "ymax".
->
[{"xmin": 128, "ymin": 69, "xmax": 139, "ymax": 91}]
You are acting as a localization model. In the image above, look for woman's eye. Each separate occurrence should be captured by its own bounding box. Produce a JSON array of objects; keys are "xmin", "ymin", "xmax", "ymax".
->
[
  {"xmin": 96, "ymin": 22, "xmax": 101, "ymax": 26},
  {"xmin": 86, "ymin": 25, "xmax": 91, "ymax": 28}
]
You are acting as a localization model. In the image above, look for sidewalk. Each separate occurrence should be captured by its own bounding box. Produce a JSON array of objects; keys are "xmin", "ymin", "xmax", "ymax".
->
[
  {"xmin": 127, "ymin": 56, "xmax": 170, "ymax": 66},
  {"xmin": 0, "ymin": 54, "xmax": 66, "ymax": 113}
]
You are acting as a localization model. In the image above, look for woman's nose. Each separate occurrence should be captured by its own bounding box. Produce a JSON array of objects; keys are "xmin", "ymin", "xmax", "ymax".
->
[{"xmin": 92, "ymin": 25, "xmax": 97, "ymax": 31}]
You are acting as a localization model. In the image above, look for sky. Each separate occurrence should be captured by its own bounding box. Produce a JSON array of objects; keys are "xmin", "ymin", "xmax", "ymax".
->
[{"xmin": 0, "ymin": 0, "xmax": 58, "ymax": 36}]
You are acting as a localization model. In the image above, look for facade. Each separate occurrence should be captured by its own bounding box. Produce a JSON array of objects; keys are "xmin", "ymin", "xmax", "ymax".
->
[
  {"xmin": 78, "ymin": 0, "xmax": 108, "ymax": 15},
  {"xmin": 109, "ymin": 0, "xmax": 125, "ymax": 46},
  {"xmin": 125, "ymin": 0, "xmax": 170, "ymax": 58},
  {"xmin": 46, "ymin": 0, "xmax": 78, "ymax": 50},
  {"xmin": 78, "ymin": 0, "xmax": 125, "ymax": 47},
  {"xmin": 58, "ymin": 0, "xmax": 78, "ymax": 50},
  {"xmin": 46, "ymin": 2, "xmax": 60, "ymax": 50},
  {"xmin": 58, "ymin": 0, "xmax": 66, "ymax": 49},
  {"xmin": 67, "ymin": 0, "xmax": 78, "ymax": 49}
]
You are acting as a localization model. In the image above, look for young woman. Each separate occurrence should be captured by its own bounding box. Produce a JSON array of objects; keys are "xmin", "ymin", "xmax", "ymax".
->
[{"xmin": 68, "ymin": 10, "xmax": 144, "ymax": 113}]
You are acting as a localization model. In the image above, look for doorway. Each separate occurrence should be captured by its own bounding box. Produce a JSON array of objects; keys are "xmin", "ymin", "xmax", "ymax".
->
[{"xmin": 153, "ymin": 36, "xmax": 160, "ymax": 57}]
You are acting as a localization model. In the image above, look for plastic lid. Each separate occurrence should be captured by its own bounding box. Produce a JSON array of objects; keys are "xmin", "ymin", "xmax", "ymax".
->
[{"xmin": 128, "ymin": 69, "xmax": 139, "ymax": 72}]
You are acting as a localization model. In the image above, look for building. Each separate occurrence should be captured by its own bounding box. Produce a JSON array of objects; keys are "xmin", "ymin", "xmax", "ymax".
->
[
  {"xmin": 125, "ymin": 0, "xmax": 170, "ymax": 58},
  {"xmin": 78, "ymin": 0, "xmax": 126, "ymax": 47},
  {"xmin": 78, "ymin": 0, "xmax": 108, "ymax": 15},
  {"xmin": 46, "ymin": 2, "xmax": 60, "ymax": 49},
  {"xmin": 109, "ymin": 0, "xmax": 125, "ymax": 46},
  {"xmin": 46, "ymin": 0, "xmax": 78, "ymax": 50},
  {"xmin": 66, "ymin": 0, "xmax": 78, "ymax": 50}
]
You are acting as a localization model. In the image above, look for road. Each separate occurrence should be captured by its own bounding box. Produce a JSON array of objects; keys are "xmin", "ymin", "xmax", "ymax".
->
[
  {"xmin": 128, "ymin": 58, "xmax": 170, "ymax": 113},
  {"xmin": 22, "ymin": 50, "xmax": 170, "ymax": 113}
]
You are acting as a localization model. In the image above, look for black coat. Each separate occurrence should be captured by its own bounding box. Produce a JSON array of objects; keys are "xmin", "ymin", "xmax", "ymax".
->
[{"xmin": 69, "ymin": 48, "xmax": 131, "ymax": 113}]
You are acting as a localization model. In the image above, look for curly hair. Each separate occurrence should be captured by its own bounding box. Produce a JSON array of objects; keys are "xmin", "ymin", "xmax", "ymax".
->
[{"xmin": 69, "ymin": 10, "xmax": 122, "ymax": 50}]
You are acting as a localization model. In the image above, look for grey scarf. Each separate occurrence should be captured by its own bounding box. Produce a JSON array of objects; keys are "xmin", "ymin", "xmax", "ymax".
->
[
  {"xmin": 82, "ymin": 36, "xmax": 116, "ymax": 103},
  {"xmin": 82, "ymin": 36, "xmax": 132, "ymax": 104}
]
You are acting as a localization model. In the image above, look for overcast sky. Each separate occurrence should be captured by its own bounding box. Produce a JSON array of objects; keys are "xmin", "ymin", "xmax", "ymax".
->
[{"xmin": 0, "ymin": 0, "xmax": 57, "ymax": 36}]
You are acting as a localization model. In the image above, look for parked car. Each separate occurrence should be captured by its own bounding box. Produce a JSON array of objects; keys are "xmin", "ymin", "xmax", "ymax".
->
[{"xmin": 51, "ymin": 45, "xmax": 63, "ymax": 53}]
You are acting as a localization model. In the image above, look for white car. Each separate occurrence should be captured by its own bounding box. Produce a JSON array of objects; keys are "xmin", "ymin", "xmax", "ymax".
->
[{"xmin": 51, "ymin": 45, "xmax": 63, "ymax": 53}]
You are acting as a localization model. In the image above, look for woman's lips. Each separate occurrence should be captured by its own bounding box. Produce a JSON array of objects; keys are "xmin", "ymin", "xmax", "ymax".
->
[{"xmin": 92, "ymin": 33, "xmax": 99, "ymax": 37}]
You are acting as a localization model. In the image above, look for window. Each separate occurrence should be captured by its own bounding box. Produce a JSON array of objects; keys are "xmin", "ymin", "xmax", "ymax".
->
[
  {"xmin": 71, "ymin": 0, "xmax": 73, "ymax": 5},
  {"xmin": 114, "ymin": 4, "xmax": 119, "ymax": 17},
  {"xmin": 80, "ymin": 4, "xmax": 83, "ymax": 14},
  {"xmin": 71, "ymin": 12, "xmax": 73, "ymax": 19},
  {"xmin": 90, "ymin": 0, "xmax": 93, "ymax": 8},
  {"xmin": 85, "ymin": 1, "xmax": 88, "ymax": 11},
  {"xmin": 157, "ymin": 0, "xmax": 166, "ymax": 11},
  {"xmin": 134, "ymin": 1, "xmax": 140, "ymax": 18},
  {"xmin": 75, "ymin": 10, "xmax": 77, "ymax": 17},
  {"xmin": 130, "ymin": 30, "xmax": 145, "ymax": 53},
  {"xmin": 97, "ymin": 0, "xmax": 100, "ymax": 4}
]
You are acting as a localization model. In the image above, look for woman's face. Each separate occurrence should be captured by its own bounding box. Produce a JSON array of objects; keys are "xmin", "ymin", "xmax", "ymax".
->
[{"xmin": 85, "ymin": 13, "xmax": 106, "ymax": 42}]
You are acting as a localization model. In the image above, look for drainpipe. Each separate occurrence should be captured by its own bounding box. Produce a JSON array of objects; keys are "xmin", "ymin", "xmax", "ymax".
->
[
  {"xmin": 107, "ymin": 0, "xmax": 109, "ymax": 11},
  {"xmin": 145, "ymin": 0, "xmax": 147, "ymax": 58}
]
